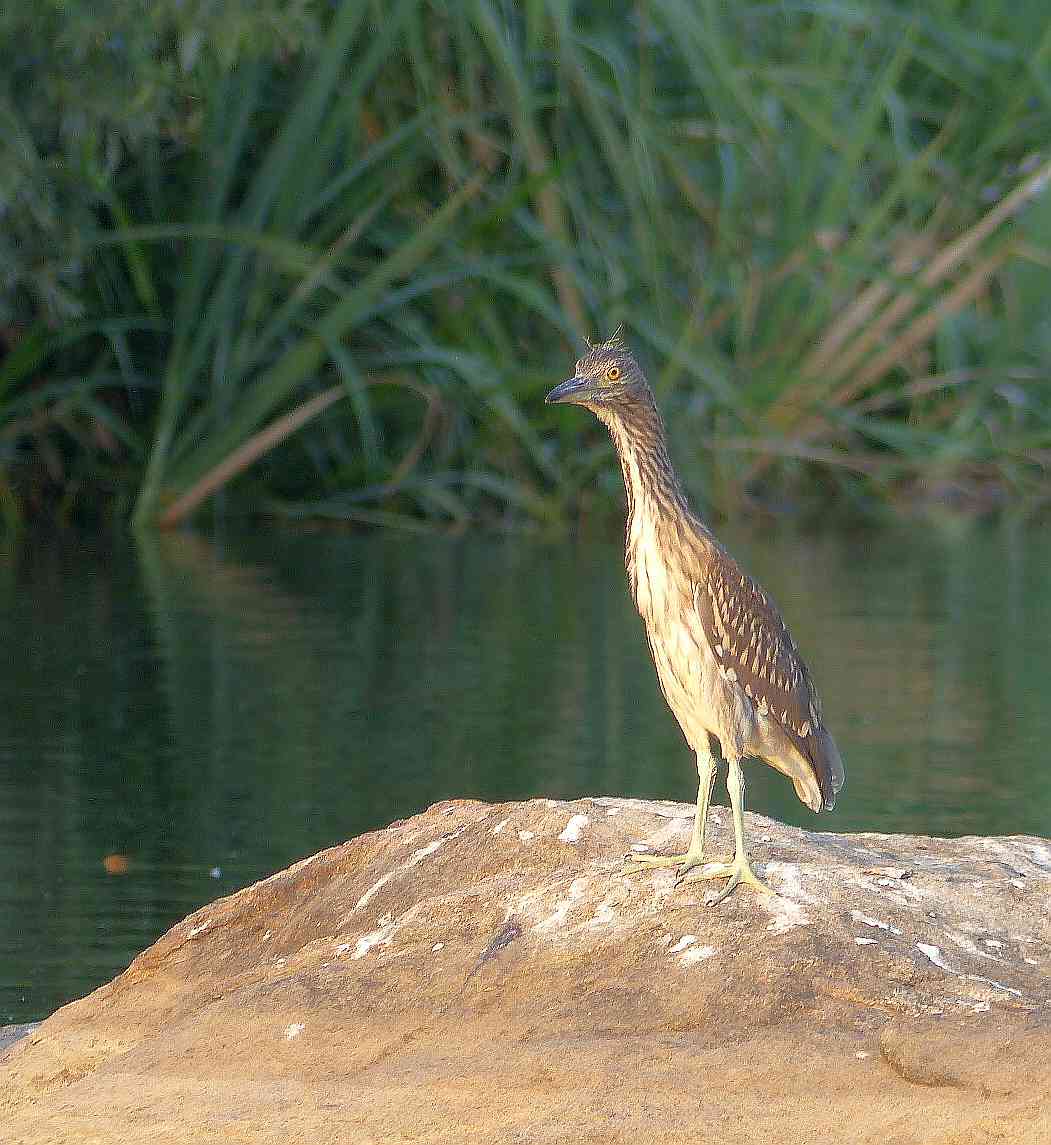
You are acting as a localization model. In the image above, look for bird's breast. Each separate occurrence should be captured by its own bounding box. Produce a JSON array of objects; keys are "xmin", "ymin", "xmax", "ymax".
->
[
  {"xmin": 626, "ymin": 512, "xmax": 670, "ymax": 619},
  {"xmin": 626, "ymin": 519, "xmax": 753, "ymax": 756}
]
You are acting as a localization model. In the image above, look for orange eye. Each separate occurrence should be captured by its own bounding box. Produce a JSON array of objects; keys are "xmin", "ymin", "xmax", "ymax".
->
[{"xmin": 605, "ymin": 365, "xmax": 621, "ymax": 382}]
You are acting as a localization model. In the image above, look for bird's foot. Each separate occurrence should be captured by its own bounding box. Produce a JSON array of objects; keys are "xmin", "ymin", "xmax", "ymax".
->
[
  {"xmin": 675, "ymin": 854, "xmax": 775, "ymax": 906},
  {"xmin": 620, "ymin": 848, "xmax": 726, "ymax": 880}
]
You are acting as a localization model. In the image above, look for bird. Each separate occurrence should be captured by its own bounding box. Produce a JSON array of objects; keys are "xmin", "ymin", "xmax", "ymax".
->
[{"xmin": 546, "ymin": 330, "xmax": 844, "ymax": 904}]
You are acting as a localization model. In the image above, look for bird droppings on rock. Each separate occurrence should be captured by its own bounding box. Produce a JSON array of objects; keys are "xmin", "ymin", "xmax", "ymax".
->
[
  {"xmin": 408, "ymin": 838, "xmax": 445, "ymax": 866},
  {"xmin": 851, "ymin": 910, "xmax": 901, "ymax": 935},
  {"xmin": 187, "ymin": 919, "xmax": 211, "ymax": 939},
  {"xmin": 947, "ymin": 931, "xmax": 1002, "ymax": 961},
  {"xmin": 283, "ymin": 1023, "xmax": 304, "ymax": 1041},
  {"xmin": 587, "ymin": 897, "xmax": 618, "ymax": 929},
  {"xmin": 491, "ymin": 818, "xmax": 510, "ymax": 834},
  {"xmin": 680, "ymin": 944, "xmax": 717, "ymax": 965},
  {"xmin": 962, "ymin": 974, "xmax": 1023, "ymax": 998},
  {"xmin": 762, "ymin": 893, "xmax": 810, "ymax": 935},
  {"xmin": 558, "ymin": 814, "xmax": 589, "ymax": 843},
  {"xmin": 917, "ymin": 943, "xmax": 953, "ymax": 971},
  {"xmin": 352, "ymin": 913, "xmax": 399, "ymax": 960},
  {"xmin": 3, "ymin": 796, "xmax": 1049, "ymax": 1144},
  {"xmin": 862, "ymin": 866, "xmax": 912, "ymax": 880},
  {"xmin": 668, "ymin": 934, "xmax": 697, "ymax": 953},
  {"xmin": 518, "ymin": 830, "xmax": 535, "ymax": 842},
  {"xmin": 354, "ymin": 870, "xmax": 398, "ymax": 912},
  {"xmin": 765, "ymin": 862, "xmax": 817, "ymax": 905},
  {"xmin": 354, "ymin": 829, "xmax": 466, "ymax": 914},
  {"xmin": 535, "ymin": 877, "xmax": 590, "ymax": 933}
]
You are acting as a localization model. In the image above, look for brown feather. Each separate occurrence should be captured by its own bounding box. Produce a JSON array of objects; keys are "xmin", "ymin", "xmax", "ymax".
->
[{"xmin": 693, "ymin": 546, "xmax": 843, "ymax": 809}]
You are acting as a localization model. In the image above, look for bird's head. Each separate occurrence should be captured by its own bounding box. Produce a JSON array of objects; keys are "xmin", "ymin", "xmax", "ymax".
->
[{"xmin": 545, "ymin": 329, "xmax": 649, "ymax": 412}]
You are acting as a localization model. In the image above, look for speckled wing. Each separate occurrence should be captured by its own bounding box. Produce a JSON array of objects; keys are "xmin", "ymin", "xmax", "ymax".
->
[{"xmin": 694, "ymin": 550, "xmax": 844, "ymax": 810}]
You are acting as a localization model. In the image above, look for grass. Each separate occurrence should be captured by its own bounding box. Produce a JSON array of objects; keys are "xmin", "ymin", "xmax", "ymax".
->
[{"xmin": 3, "ymin": 0, "xmax": 1051, "ymax": 531}]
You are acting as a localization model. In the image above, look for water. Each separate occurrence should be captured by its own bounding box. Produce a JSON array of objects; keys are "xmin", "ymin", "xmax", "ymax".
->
[{"xmin": 2, "ymin": 522, "xmax": 1050, "ymax": 1023}]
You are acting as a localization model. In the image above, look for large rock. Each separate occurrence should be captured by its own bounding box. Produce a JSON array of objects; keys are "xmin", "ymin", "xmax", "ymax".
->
[{"xmin": 3, "ymin": 797, "xmax": 1050, "ymax": 1143}]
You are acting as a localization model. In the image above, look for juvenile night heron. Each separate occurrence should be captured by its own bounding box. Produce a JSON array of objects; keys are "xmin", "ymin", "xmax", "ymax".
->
[{"xmin": 546, "ymin": 331, "xmax": 844, "ymax": 904}]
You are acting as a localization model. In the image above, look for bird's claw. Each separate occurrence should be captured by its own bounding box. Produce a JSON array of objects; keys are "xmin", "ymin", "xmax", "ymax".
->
[
  {"xmin": 674, "ymin": 857, "xmax": 776, "ymax": 905},
  {"xmin": 621, "ymin": 850, "xmax": 727, "ymax": 881}
]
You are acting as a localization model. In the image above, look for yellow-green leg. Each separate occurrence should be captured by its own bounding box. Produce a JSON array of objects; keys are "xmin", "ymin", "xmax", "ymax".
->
[
  {"xmin": 678, "ymin": 757, "xmax": 774, "ymax": 905},
  {"xmin": 622, "ymin": 750, "xmax": 721, "ymax": 878}
]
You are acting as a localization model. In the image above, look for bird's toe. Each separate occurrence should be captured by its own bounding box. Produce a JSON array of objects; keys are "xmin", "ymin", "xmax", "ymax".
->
[
  {"xmin": 672, "ymin": 856, "xmax": 729, "ymax": 885},
  {"xmin": 676, "ymin": 857, "xmax": 776, "ymax": 904}
]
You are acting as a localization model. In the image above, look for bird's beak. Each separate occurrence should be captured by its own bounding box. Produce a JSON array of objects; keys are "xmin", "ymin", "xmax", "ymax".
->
[{"xmin": 545, "ymin": 376, "xmax": 590, "ymax": 405}]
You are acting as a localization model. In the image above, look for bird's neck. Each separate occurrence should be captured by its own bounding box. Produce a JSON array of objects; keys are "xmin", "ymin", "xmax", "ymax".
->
[
  {"xmin": 598, "ymin": 390, "xmax": 714, "ymax": 617},
  {"xmin": 599, "ymin": 392, "xmax": 688, "ymax": 527}
]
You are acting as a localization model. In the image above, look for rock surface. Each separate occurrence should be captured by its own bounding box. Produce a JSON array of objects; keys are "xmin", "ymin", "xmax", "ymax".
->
[{"xmin": 3, "ymin": 796, "xmax": 1050, "ymax": 1144}]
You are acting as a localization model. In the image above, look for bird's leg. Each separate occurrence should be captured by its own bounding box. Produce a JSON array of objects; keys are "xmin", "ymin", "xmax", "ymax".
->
[
  {"xmin": 677, "ymin": 758, "xmax": 774, "ymax": 904},
  {"xmin": 622, "ymin": 751, "xmax": 721, "ymax": 877}
]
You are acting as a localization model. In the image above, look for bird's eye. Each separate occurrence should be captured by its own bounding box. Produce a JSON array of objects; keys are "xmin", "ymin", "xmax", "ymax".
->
[{"xmin": 604, "ymin": 365, "xmax": 621, "ymax": 382}]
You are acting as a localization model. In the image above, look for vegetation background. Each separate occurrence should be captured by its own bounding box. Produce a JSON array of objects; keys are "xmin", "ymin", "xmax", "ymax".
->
[{"xmin": 2, "ymin": 0, "xmax": 1049, "ymax": 533}]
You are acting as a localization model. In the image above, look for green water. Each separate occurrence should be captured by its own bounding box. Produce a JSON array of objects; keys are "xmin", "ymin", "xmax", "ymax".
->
[{"xmin": 2, "ymin": 522, "xmax": 1050, "ymax": 1023}]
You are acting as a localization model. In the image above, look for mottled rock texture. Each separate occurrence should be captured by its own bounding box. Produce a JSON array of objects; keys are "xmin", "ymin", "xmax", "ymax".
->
[{"xmin": 3, "ymin": 797, "xmax": 1049, "ymax": 1143}]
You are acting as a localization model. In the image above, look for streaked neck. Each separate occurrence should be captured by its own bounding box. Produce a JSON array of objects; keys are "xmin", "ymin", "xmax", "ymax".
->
[{"xmin": 598, "ymin": 391, "xmax": 687, "ymax": 522}]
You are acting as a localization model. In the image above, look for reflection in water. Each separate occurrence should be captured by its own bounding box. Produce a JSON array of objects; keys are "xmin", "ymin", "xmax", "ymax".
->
[{"xmin": 1, "ymin": 522, "xmax": 1049, "ymax": 1021}]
